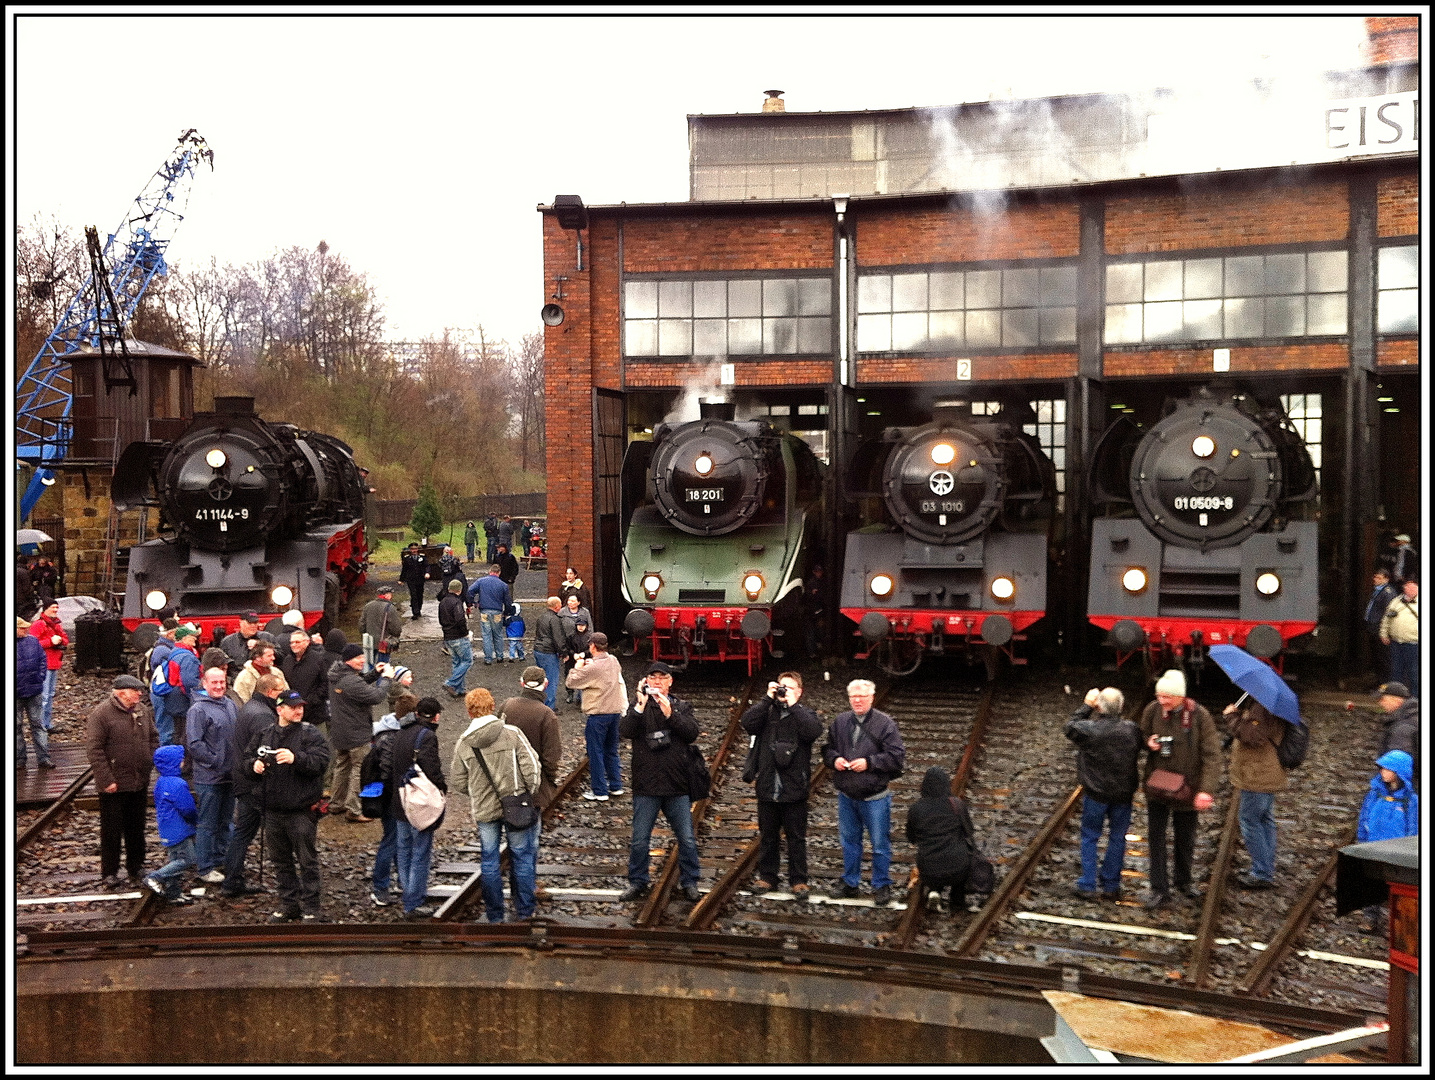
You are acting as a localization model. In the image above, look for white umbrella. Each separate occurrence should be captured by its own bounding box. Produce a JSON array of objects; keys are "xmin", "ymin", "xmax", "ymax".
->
[{"xmin": 17, "ymin": 528, "xmax": 54, "ymax": 546}]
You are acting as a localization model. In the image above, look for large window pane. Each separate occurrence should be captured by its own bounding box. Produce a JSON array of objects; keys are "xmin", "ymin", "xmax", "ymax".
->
[
  {"xmin": 1002, "ymin": 308, "xmax": 1039, "ymax": 347},
  {"xmin": 763, "ymin": 317, "xmax": 797, "ymax": 353},
  {"xmin": 1307, "ymin": 250, "xmax": 1347, "ymax": 293},
  {"xmin": 857, "ymin": 275, "xmax": 891, "ymax": 313},
  {"xmin": 692, "ymin": 319, "xmax": 727, "ymax": 355},
  {"xmin": 892, "ymin": 273, "xmax": 928, "ymax": 311},
  {"xmin": 1306, "ymin": 293, "xmax": 1347, "ymax": 335},
  {"xmin": 729, "ymin": 279, "xmax": 762, "ymax": 318},
  {"xmin": 1182, "ymin": 299, "xmax": 1222, "ymax": 340},
  {"xmin": 929, "ymin": 309, "xmax": 964, "ymax": 347},
  {"xmin": 763, "ymin": 279, "xmax": 796, "ymax": 317},
  {"xmin": 626, "ymin": 320, "xmax": 657, "ymax": 355},
  {"xmin": 1378, "ymin": 289, "xmax": 1419, "ymax": 334},
  {"xmin": 658, "ymin": 280, "xmax": 692, "ymax": 317},
  {"xmin": 1105, "ymin": 263, "xmax": 1143, "ymax": 304},
  {"xmin": 728, "ymin": 317, "xmax": 762, "ymax": 353},
  {"xmin": 1265, "ymin": 295, "xmax": 1305, "ymax": 336},
  {"xmin": 892, "ymin": 311, "xmax": 928, "ymax": 351},
  {"xmin": 797, "ymin": 316, "xmax": 830, "ymax": 353},
  {"xmin": 966, "ymin": 309, "xmax": 1001, "ymax": 347},
  {"xmin": 1144, "ymin": 261, "xmax": 1183, "ymax": 302},
  {"xmin": 1224, "ymin": 297, "xmax": 1264, "ymax": 338},
  {"xmin": 1040, "ymin": 306, "xmax": 1076, "ymax": 344},
  {"xmin": 625, "ymin": 280, "xmax": 658, "ymax": 319},
  {"xmin": 1378, "ymin": 245, "xmax": 1418, "ymax": 289},
  {"xmin": 1184, "ymin": 259, "xmax": 1223, "ymax": 299},
  {"xmin": 1040, "ymin": 266, "xmax": 1078, "ymax": 305},
  {"xmin": 658, "ymin": 319, "xmax": 692, "ymax": 355},
  {"xmin": 1264, "ymin": 253, "xmax": 1306, "ymax": 295},
  {"xmin": 1104, "ymin": 303, "xmax": 1143, "ymax": 343},
  {"xmin": 1144, "ymin": 300, "xmax": 1184, "ymax": 341},
  {"xmin": 693, "ymin": 280, "xmax": 727, "ymax": 318},
  {"xmin": 965, "ymin": 270, "xmax": 1002, "ymax": 308},
  {"xmin": 856, "ymin": 313, "xmax": 891, "ymax": 352},
  {"xmin": 929, "ymin": 271, "xmax": 963, "ymax": 310},
  {"xmin": 1003, "ymin": 267, "xmax": 1040, "ymax": 307},
  {"xmin": 1224, "ymin": 256, "xmax": 1264, "ymax": 297},
  {"xmin": 798, "ymin": 278, "xmax": 831, "ymax": 315}
]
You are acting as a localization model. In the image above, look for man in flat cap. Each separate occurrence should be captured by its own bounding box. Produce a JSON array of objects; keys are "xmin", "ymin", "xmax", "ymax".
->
[{"xmin": 87, "ymin": 675, "xmax": 160, "ymax": 889}]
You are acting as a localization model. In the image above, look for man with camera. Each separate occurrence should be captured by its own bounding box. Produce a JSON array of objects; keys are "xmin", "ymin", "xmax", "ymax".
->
[
  {"xmin": 741, "ymin": 672, "xmax": 824, "ymax": 896},
  {"xmin": 565, "ymin": 632, "xmax": 628, "ymax": 801},
  {"xmin": 1064, "ymin": 687, "xmax": 1142, "ymax": 902},
  {"xmin": 1138, "ymin": 670, "xmax": 1220, "ymax": 910},
  {"xmin": 618, "ymin": 662, "xmax": 703, "ymax": 904},
  {"xmin": 822, "ymin": 679, "xmax": 906, "ymax": 906},
  {"xmin": 245, "ymin": 689, "xmax": 332, "ymax": 922}
]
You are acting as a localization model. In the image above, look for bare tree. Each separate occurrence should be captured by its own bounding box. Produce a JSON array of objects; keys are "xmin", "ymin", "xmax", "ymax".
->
[{"xmin": 514, "ymin": 331, "xmax": 546, "ymax": 473}]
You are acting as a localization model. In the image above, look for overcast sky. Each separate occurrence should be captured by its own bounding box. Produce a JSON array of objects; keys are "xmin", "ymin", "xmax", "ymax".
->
[{"xmin": 11, "ymin": 10, "xmax": 1374, "ymax": 350}]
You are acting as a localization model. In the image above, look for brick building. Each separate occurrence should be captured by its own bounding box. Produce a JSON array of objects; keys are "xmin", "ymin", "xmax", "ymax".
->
[{"xmin": 540, "ymin": 18, "xmax": 1418, "ymax": 665}]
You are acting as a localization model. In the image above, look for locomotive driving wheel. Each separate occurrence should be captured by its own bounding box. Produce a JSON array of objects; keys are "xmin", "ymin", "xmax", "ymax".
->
[{"xmin": 873, "ymin": 635, "xmax": 924, "ymax": 677}]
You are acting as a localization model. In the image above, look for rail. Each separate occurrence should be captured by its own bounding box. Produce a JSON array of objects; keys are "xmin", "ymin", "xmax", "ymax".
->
[
  {"xmin": 17, "ymin": 767, "xmax": 95, "ymax": 853},
  {"xmin": 1189, "ymin": 796, "xmax": 1242, "ymax": 988}
]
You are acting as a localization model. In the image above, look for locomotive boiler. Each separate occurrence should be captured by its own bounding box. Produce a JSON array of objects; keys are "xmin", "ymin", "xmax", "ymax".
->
[
  {"xmin": 841, "ymin": 404, "xmax": 1056, "ymax": 677},
  {"xmin": 1087, "ymin": 385, "xmax": 1318, "ymax": 678},
  {"xmin": 112, "ymin": 396, "xmax": 369, "ymax": 640},
  {"xmin": 621, "ymin": 401, "xmax": 824, "ymax": 675}
]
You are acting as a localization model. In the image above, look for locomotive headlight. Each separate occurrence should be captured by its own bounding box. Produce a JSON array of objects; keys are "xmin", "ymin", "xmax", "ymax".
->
[
  {"xmin": 205, "ymin": 448, "xmax": 227, "ymax": 469},
  {"xmin": 1255, "ymin": 572, "xmax": 1281, "ymax": 596},
  {"xmin": 930, "ymin": 443, "xmax": 956, "ymax": 465},
  {"xmin": 742, "ymin": 573, "xmax": 765, "ymax": 600},
  {"xmin": 694, "ymin": 454, "xmax": 714, "ymax": 476},
  {"xmin": 1191, "ymin": 435, "xmax": 1216, "ymax": 459},
  {"xmin": 869, "ymin": 574, "xmax": 894, "ymax": 598},
  {"xmin": 642, "ymin": 573, "xmax": 663, "ymax": 600},
  {"xmin": 145, "ymin": 589, "xmax": 169, "ymax": 611},
  {"xmin": 1122, "ymin": 568, "xmax": 1148, "ymax": 593},
  {"xmin": 990, "ymin": 576, "xmax": 1016, "ymax": 602},
  {"xmin": 270, "ymin": 585, "xmax": 294, "ymax": 608}
]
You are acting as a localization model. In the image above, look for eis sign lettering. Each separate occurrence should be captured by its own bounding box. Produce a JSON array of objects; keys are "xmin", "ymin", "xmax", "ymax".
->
[{"xmin": 1324, "ymin": 92, "xmax": 1418, "ymax": 156}]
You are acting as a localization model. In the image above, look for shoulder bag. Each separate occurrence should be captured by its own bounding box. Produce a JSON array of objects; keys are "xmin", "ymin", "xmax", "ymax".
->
[
  {"xmin": 951, "ymin": 796, "xmax": 995, "ymax": 894},
  {"xmin": 687, "ymin": 741, "xmax": 712, "ymax": 802},
  {"xmin": 399, "ymin": 728, "xmax": 447, "ymax": 830},
  {"xmin": 474, "ymin": 739, "xmax": 538, "ymax": 831},
  {"xmin": 1145, "ymin": 768, "xmax": 1194, "ymax": 804}
]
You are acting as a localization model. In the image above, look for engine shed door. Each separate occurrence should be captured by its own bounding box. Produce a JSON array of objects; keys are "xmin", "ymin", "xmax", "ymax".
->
[{"xmin": 593, "ymin": 388, "xmax": 625, "ymax": 633}]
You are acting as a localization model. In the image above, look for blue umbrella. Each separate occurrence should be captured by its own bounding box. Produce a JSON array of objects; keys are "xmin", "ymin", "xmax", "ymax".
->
[{"xmin": 1208, "ymin": 644, "xmax": 1303, "ymax": 725}]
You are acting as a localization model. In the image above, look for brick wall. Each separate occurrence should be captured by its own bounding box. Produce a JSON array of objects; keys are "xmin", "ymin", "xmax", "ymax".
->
[
  {"xmin": 1377, "ymin": 172, "xmax": 1419, "ymax": 237},
  {"xmin": 622, "ymin": 211, "xmax": 833, "ymax": 272},
  {"xmin": 856, "ymin": 200, "xmax": 1080, "ymax": 264},
  {"xmin": 1377, "ymin": 338, "xmax": 1418, "ymax": 368},
  {"xmin": 1104, "ymin": 343, "xmax": 1349, "ymax": 378},
  {"xmin": 626, "ymin": 359, "xmax": 831, "ymax": 387},
  {"xmin": 1105, "ymin": 182, "xmax": 1349, "ymax": 253},
  {"xmin": 858, "ymin": 352, "xmax": 1076, "ymax": 384},
  {"xmin": 1364, "ymin": 16, "xmax": 1419, "ymax": 65}
]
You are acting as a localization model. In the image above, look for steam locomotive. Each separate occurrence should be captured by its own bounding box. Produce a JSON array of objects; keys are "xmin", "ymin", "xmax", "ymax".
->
[
  {"xmin": 112, "ymin": 396, "xmax": 369, "ymax": 641},
  {"xmin": 841, "ymin": 403, "xmax": 1056, "ymax": 677},
  {"xmin": 1086, "ymin": 385, "xmax": 1318, "ymax": 679},
  {"xmin": 620, "ymin": 401, "xmax": 824, "ymax": 674}
]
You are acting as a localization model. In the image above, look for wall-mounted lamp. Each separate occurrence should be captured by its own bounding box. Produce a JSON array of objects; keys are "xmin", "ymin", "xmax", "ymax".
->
[{"xmin": 553, "ymin": 194, "xmax": 588, "ymax": 272}]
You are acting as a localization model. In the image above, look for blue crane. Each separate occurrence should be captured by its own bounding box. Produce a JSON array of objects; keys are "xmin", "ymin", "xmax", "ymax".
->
[{"xmin": 17, "ymin": 129, "xmax": 212, "ymax": 520}]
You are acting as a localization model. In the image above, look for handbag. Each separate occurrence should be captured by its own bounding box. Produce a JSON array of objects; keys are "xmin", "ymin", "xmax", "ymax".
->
[
  {"xmin": 399, "ymin": 728, "xmax": 447, "ymax": 830},
  {"xmin": 474, "ymin": 740, "xmax": 538, "ymax": 831},
  {"xmin": 949, "ymin": 797, "xmax": 995, "ymax": 894},
  {"xmin": 1145, "ymin": 767, "xmax": 1194, "ymax": 804},
  {"xmin": 741, "ymin": 735, "xmax": 759, "ymax": 784},
  {"xmin": 687, "ymin": 741, "xmax": 712, "ymax": 802}
]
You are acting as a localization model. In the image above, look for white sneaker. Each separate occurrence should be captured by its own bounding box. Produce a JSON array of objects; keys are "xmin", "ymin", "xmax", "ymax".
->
[
  {"xmin": 200, "ymin": 869, "xmax": 226, "ymax": 884},
  {"xmin": 608, "ymin": 789, "xmax": 625, "ymax": 797},
  {"xmin": 581, "ymin": 791, "xmax": 609, "ymax": 802}
]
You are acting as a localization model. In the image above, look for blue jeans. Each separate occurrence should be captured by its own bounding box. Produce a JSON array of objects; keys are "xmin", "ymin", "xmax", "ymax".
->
[
  {"xmin": 17, "ymin": 693, "xmax": 50, "ymax": 766},
  {"xmin": 628, "ymin": 794, "xmax": 701, "ymax": 889},
  {"xmin": 533, "ymin": 651, "xmax": 562, "ymax": 710},
  {"xmin": 372, "ymin": 810, "xmax": 405, "ymax": 895},
  {"xmin": 478, "ymin": 818, "xmax": 540, "ymax": 922},
  {"xmin": 222, "ymin": 795, "xmax": 264, "ymax": 894},
  {"xmin": 837, "ymin": 791, "xmax": 893, "ymax": 889},
  {"xmin": 40, "ymin": 668, "xmax": 59, "ymax": 731},
  {"xmin": 396, "ymin": 814, "xmax": 441, "ymax": 913},
  {"xmin": 445, "ymin": 636, "xmax": 473, "ymax": 692},
  {"xmin": 479, "ymin": 612, "xmax": 504, "ymax": 662},
  {"xmin": 151, "ymin": 836, "xmax": 196, "ymax": 899},
  {"xmin": 506, "ymin": 635, "xmax": 525, "ymax": 661},
  {"xmin": 1237, "ymin": 789, "xmax": 1277, "ymax": 882},
  {"xmin": 1077, "ymin": 795, "xmax": 1133, "ymax": 893},
  {"xmin": 1389, "ymin": 641, "xmax": 1419, "ymax": 699},
  {"xmin": 194, "ymin": 782, "xmax": 236, "ymax": 874},
  {"xmin": 466, "ymin": 541, "xmax": 477, "ymax": 562},
  {"xmin": 584, "ymin": 713, "xmax": 623, "ymax": 796}
]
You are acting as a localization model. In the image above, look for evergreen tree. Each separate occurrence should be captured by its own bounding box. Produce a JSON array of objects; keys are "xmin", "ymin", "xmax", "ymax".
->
[{"xmin": 410, "ymin": 482, "xmax": 444, "ymax": 543}]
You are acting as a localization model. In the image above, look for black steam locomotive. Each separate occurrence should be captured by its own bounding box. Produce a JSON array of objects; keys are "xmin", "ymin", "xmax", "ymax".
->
[
  {"xmin": 620, "ymin": 401, "xmax": 824, "ymax": 674},
  {"xmin": 1087, "ymin": 385, "xmax": 1318, "ymax": 678},
  {"xmin": 113, "ymin": 396, "xmax": 369, "ymax": 639},
  {"xmin": 841, "ymin": 403, "xmax": 1056, "ymax": 676}
]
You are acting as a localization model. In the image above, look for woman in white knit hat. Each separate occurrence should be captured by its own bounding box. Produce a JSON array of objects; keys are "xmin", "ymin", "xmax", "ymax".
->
[{"xmin": 1137, "ymin": 669, "xmax": 1221, "ymax": 910}]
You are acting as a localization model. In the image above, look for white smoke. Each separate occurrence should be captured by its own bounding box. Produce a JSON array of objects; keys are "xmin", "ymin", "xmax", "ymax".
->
[{"xmin": 663, "ymin": 358, "xmax": 727, "ymax": 423}]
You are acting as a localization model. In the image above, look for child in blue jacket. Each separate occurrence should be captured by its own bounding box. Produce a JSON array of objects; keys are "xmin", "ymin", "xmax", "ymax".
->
[
  {"xmin": 505, "ymin": 603, "xmax": 527, "ymax": 662},
  {"xmin": 146, "ymin": 744, "xmax": 198, "ymax": 902},
  {"xmin": 1358, "ymin": 750, "xmax": 1419, "ymax": 843}
]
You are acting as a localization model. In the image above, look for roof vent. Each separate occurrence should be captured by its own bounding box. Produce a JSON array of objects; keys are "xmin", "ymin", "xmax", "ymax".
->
[{"xmin": 762, "ymin": 89, "xmax": 785, "ymax": 113}]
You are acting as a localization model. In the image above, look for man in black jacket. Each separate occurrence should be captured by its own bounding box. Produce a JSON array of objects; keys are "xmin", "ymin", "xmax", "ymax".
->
[
  {"xmin": 741, "ymin": 672, "xmax": 823, "ymax": 895},
  {"xmin": 1064, "ymin": 687, "xmax": 1142, "ymax": 901},
  {"xmin": 617, "ymin": 662, "xmax": 703, "ymax": 904},
  {"xmin": 904, "ymin": 766, "xmax": 978, "ymax": 914},
  {"xmin": 245, "ymin": 690, "xmax": 332, "ymax": 922},
  {"xmin": 822, "ymin": 679, "xmax": 906, "ymax": 906},
  {"xmin": 280, "ymin": 628, "xmax": 331, "ymax": 729},
  {"xmin": 1377, "ymin": 682, "xmax": 1420, "ymax": 790},
  {"xmin": 531, "ymin": 597, "xmax": 567, "ymax": 710},
  {"xmin": 221, "ymin": 673, "xmax": 284, "ymax": 898},
  {"xmin": 382, "ymin": 696, "xmax": 448, "ymax": 918},
  {"xmin": 399, "ymin": 543, "xmax": 430, "ymax": 619},
  {"xmin": 495, "ymin": 543, "xmax": 520, "ymax": 588},
  {"xmin": 438, "ymin": 580, "xmax": 472, "ymax": 699}
]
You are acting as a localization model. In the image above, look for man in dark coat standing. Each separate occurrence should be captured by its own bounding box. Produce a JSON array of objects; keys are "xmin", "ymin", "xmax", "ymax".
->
[
  {"xmin": 86, "ymin": 675, "xmax": 160, "ymax": 889},
  {"xmin": 17, "ymin": 558, "xmax": 37, "ymax": 620},
  {"xmin": 328, "ymin": 644, "xmax": 392, "ymax": 822},
  {"xmin": 741, "ymin": 671, "xmax": 823, "ymax": 895},
  {"xmin": 531, "ymin": 597, "xmax": 567, "ymax": 711},
  {"xmin": 399, "ymin": 543, "xmax": 430, "ymax": 620},
  {"xmin": 280, "ymin": 627, "xmax": 331, "ymax": 729},
  {"xmin": 617, "ymin": 662, "xmax": 703, "ymax": 904},
  {"xmin": 383, "ymin": 696, "xmax": 447, "ymax": 918},
  {"xmin": 1064, "ymin": 687, "xmax": 1142, "ymax": 901},
  {"xmin": 495, "ymin": 544, "xmax": 520, "ymax": 588},
  {"xmin": 498, "ymin": 667, "xmax": 564, "ymax": 811},
  {"xmin": 822, "ymin": 678, "xmax": 906, "ymax": 906},
  {"xmin": 438, "ymin": 580, "xmax": 473, "ymax": 698},
  {"xmin": 220, "ymin": 672, "xmax": 285, "ymax": 898},
  {"xmin": 360, "ymin": 584, "xmax": 402, "ymax": 669}
]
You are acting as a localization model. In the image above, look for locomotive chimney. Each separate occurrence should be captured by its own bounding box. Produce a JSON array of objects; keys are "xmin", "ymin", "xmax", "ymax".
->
[
  {"xmin": 699, "ymin": 400, "xmax": 737, "ymax": 421},
  {"xmin": 762, "ymin": 90, "xmax": 786, "ymax": 113},
  {"xmin": 212, "ymin": 396, "xmax": 257, "ymax": 416}
]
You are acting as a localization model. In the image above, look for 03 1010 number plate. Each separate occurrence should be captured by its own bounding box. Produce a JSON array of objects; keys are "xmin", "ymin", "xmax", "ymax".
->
[
  {"xmin": 685, "ymin": 489, "xmax": 724, "ymax": 502},
  {"xmin": 920, "ymin": 500, "xmax": 964, "ymax": 513}
]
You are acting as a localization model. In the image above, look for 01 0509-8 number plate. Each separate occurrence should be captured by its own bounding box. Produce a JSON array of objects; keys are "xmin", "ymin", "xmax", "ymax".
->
[
  {"xmin": 685, "ymin": 488, "xmax": 724, "ymax": 502},
  {"xmin": 1172, "ymin": 496, "xmax": 1233, "ymax": 511}
]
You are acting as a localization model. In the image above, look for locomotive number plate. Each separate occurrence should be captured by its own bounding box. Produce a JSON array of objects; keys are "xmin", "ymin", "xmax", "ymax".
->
[
  {"xmin": 1172, "ymin": 496, "xmax": 1234, "ymax": 511},
  {"xmin": 685, "ymin": 489, "xmax": 724, "ymax": 502},
  {"xmin": 920, "ymin": 500, "xmax": 964, "ymax": 514},
  {"xmin": 194, "ymin": 508, "xmax": 251, "ymax": 520}
]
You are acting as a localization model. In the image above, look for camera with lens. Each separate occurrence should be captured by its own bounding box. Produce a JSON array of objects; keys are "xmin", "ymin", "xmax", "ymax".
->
[
  {"xmin": 257, "ymin": 745, "xmax": 281, "ymax": 761},
  {"xmin": 644, "ymin": 728, "xmax": 673, "ymax": 752},
  {"xmin": 773, "ymin": 684, "xmax": 788, "ymax": 702},
  {"xmin": 1157, "ymin": 735, "xmax": 1174, "ymax": 758}
]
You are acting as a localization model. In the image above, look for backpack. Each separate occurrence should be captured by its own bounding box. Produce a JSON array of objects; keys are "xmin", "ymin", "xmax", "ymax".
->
[
  {"xmin": 359, "ymin": 737, "xmax": 387, "ymax": 818},
  {"xmin": 150, "ymin": 657, "xmax": 175, "ymax": 697},
  {"xmin": 1276, "ymin": 718, "xmax": 1310, "ymax": 770}
]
